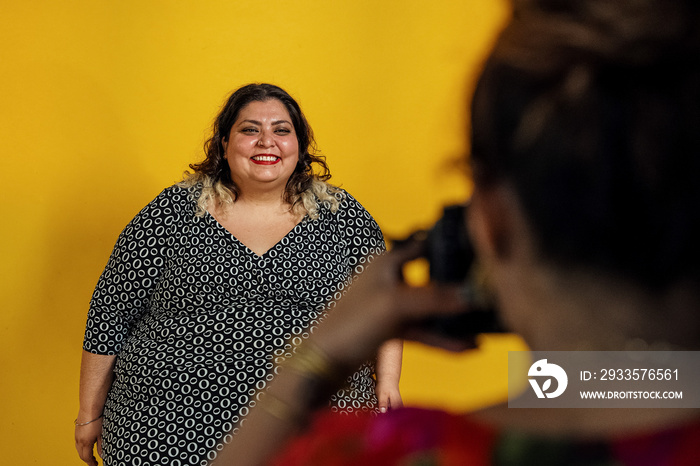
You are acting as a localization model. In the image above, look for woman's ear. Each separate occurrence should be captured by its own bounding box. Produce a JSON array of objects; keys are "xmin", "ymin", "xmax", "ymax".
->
[{"xmin": 467, "ymin": 184, "xmax": 519, "ymax": 261}]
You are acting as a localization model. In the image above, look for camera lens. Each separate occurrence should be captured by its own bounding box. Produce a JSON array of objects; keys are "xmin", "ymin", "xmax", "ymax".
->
[{"xmin": 425, "ymin": 204, "xmax": 473, "ymax": 283}]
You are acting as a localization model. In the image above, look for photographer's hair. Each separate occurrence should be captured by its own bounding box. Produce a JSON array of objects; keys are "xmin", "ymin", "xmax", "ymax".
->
[
  {"xmin": 470, "ymin": 0, "xmax": 700, "ymax": 289},
  {"xmin": 181, "ymin": 83, "xmax": 340, "ymax": 219}
]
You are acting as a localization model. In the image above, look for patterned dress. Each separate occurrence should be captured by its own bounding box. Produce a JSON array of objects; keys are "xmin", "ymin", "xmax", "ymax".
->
[{"xmin": 82, "ymin": 184, "xmax": 385, "ymax": 465}]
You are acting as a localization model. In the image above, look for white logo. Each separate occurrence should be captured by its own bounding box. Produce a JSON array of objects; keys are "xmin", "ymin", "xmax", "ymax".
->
[{"xmin": 528, "ymin": 359, "xmax": 568, "ymax": 398}]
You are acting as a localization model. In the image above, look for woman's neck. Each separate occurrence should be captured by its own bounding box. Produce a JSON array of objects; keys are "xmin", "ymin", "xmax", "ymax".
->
[
  {"xmin": 518, "ymin": 265, "xmax": 700, "ymax": 351},
  {"xmin": 235, "ymin": 183, "xmax": 289, "ymax": 205}
]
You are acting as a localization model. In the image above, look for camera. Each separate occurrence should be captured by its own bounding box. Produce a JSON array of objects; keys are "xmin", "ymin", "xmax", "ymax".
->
[{"xmin": 407, "ymin": 204, "xmax": 505, "ymax": 340}]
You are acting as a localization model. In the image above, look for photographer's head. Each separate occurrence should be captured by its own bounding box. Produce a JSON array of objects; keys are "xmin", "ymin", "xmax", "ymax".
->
[{"xmin": 467, "ymin": 0, "xmax": 700, "ymax": 349}]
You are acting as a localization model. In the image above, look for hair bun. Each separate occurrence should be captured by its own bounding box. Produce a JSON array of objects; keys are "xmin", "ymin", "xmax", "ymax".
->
[{"xmin": 503, "ymin": 0, "xmax": 700, "ymax": 69}]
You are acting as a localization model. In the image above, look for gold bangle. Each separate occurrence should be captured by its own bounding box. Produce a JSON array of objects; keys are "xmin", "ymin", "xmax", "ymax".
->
[
  {"xmin": 258, "ymin": 392, "xmax": 303, "ymax": 425},
  {"xmin": 285, "ymin": 341, "xmax": 338, "ymax": 382},
  {"xmin": 74, "ymin": 414, "xmax": 103, "ymax": 426}
]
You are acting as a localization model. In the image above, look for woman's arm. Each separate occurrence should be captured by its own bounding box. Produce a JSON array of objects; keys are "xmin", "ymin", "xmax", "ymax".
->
[
  {"xmin": 75, "ymin": 190, "xmax": 178, "ymax": 464},
  {"xmin": 375, "ymin": 338, "xmax": 404, "ymax": 412},
  {"xmin": 75, "ymin": 350, "xmax": 116, "ymax": 466}
]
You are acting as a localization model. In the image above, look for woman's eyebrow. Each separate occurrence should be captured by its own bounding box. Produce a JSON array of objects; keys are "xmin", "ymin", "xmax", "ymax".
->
[{"xmin": 238, "ymin": 119, "xmax": 291, "ymax": 126}]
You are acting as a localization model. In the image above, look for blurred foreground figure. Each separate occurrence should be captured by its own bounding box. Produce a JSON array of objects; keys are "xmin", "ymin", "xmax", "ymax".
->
[{"xmin": 215, "ymin": 1, "xmax": 700, "ymax": 464}]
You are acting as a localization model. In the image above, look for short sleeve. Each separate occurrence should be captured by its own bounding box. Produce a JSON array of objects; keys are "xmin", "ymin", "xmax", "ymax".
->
[
  {"xmin": 335, "ymin": 192, "xmax": 386, "ymax": 277},
  {"xmin": 82, "ymin": 188, "xmax": 178, "ymax": 355}
]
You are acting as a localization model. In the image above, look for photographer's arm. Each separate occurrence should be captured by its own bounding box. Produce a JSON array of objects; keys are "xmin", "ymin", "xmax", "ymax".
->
[{"xmin": 213, "ymin": 246, "xmax": 467, "ymax": 466}]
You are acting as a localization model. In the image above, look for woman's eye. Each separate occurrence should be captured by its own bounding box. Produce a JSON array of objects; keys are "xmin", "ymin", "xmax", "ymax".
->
[
  {"xmin": 241, "ymin": 128, "xmax": 258, "ymax": 133},
  {"xmin": 275, "ymin": 128, "xmax": 291, "ymax": 134}
]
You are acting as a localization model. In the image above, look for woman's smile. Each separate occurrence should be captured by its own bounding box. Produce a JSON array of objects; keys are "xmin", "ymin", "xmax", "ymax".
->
[{"xmin": 251, "ymin": 154, "xmax": 281, "ymax": 165}]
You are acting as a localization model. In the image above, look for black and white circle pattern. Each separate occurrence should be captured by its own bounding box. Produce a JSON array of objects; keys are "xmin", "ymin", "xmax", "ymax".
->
[{"xmin": 83, "ymin": 185, "xmax": 385, "ymax": 465}]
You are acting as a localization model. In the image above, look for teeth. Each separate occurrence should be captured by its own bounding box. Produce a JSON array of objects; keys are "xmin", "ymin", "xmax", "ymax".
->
[{"xmin": 252, "ymin": 155, "xmax": 278, "ymax": 162}]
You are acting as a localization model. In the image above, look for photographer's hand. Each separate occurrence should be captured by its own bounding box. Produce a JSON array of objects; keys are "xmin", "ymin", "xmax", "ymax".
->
[
  {"xmin": 313, "ymin": 244, "xmax": 471, "ymax": 368},
  {"xmin": 214, "ymin": 244, "xmax": 469, "ymax": 466}
]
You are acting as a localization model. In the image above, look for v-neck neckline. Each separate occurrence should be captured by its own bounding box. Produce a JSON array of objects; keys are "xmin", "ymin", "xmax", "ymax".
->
[{"xmin": 205, "ymin": 211, "xmax": 306, "ymax": 259}]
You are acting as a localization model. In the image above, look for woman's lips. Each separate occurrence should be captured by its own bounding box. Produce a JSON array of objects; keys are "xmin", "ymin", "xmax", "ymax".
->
[{"xmin": 251, "ymin": 154, "xmax": 280, "ymax": 165}]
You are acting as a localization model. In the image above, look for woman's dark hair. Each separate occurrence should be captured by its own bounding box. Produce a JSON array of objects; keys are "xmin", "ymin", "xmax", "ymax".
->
[
  {"xmin": 470, "ymin": 0, "xmax": 700, "ymax": 288},
  {"xmin": 188, "ymin": 83, "xmax": 332, "ymax": 206}
]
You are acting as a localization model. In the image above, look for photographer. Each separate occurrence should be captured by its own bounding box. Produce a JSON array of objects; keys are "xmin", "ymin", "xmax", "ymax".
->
[{"xmin": 215, "ymin": 0, "xmax": 700, "ymax": 464}]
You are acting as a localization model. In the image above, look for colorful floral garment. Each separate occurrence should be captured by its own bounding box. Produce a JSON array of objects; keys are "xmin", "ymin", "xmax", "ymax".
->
[{"xmin": 273, "ymin": 407, "xmax": 700, "ymax": 465}]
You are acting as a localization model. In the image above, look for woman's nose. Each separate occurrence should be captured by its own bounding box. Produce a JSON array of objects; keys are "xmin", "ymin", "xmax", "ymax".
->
[{"xmin": 258, "ymin": 131, "xmax": 274, "ymax": 147}]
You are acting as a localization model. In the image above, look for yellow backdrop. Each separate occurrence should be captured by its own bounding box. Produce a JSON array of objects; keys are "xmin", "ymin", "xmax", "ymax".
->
[{"xmin": 0, "ymin": 1, "xmax": 526, "ymax": 463}]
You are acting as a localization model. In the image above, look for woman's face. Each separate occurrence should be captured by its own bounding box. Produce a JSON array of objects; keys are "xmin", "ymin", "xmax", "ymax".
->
[{"xmin": 223, "ymin": 99, "xmax": 299, "ymax": 193}]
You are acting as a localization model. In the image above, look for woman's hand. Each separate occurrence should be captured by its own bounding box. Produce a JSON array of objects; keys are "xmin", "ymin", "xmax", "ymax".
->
[
  {"xmin": 75, "ymin": 418, "xmax": 103, "ymax": 466},
  {"xmin": 376, "ymin": 381, "xmax": 404, "ymax": 413},
  {"xmin": 376, "ymin": 338, "xmax": 404, "ymax": 413}
]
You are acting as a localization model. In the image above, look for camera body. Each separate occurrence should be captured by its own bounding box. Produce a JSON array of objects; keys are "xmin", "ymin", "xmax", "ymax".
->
[{"xmin": 419, "ymin": 204, "xmax": 504, "ymax": 339}]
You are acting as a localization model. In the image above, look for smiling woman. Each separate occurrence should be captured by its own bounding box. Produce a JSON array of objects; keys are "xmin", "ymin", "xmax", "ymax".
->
[{"xmin": 74, "ymin": 83, "xmax": 404, "ymax": 466}]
